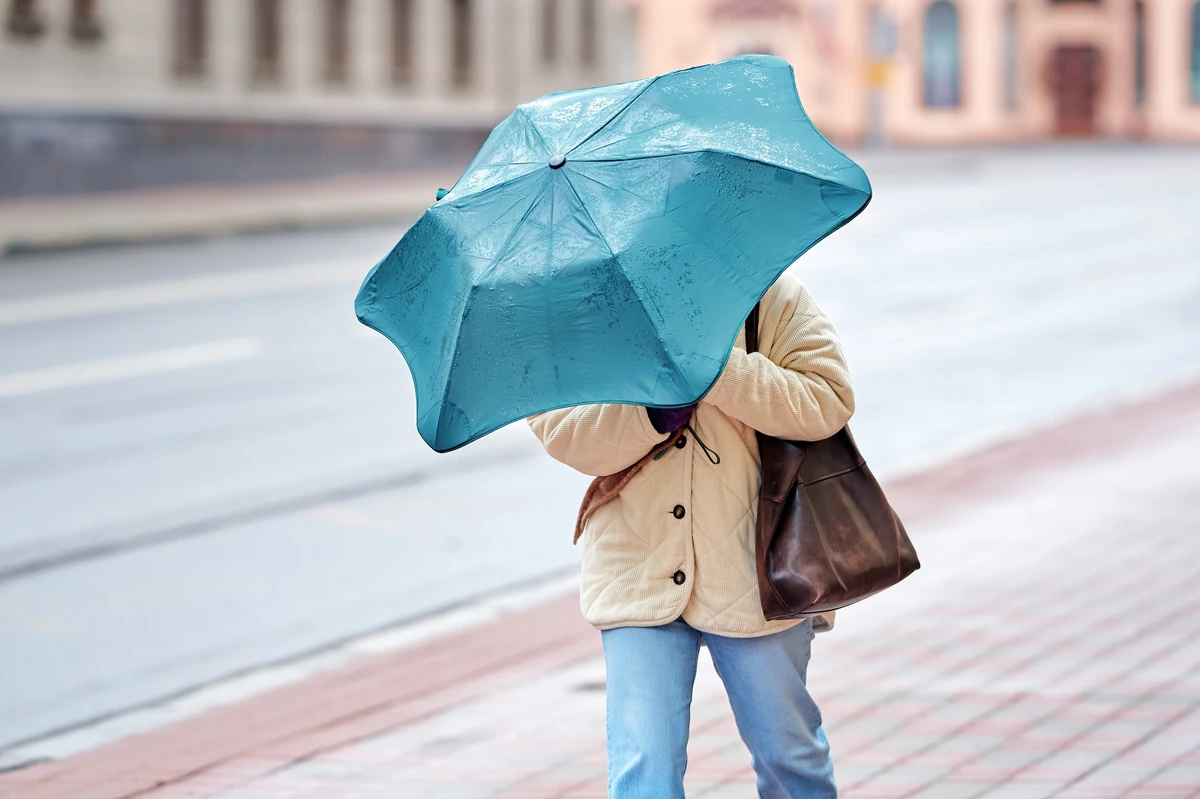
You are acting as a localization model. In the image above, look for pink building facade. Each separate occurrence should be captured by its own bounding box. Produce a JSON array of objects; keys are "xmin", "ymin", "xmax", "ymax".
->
[{"xmin": 624, "ymin": 0, "xmax": 1200, "ymax": 144}]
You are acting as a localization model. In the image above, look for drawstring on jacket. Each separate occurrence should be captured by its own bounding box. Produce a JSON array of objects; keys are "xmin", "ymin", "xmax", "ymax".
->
[
  {"xmin": 652, "ymin": 420, "xmax": 721, "ymax": 465},
  {"xmin": 685, "ymin": 422, "xmax": 721, "ymax": 465}
]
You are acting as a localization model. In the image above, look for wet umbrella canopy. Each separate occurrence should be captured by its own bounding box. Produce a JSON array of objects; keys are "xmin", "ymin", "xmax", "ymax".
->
[{"xmin": 355, "ymin": 55, "xmax": 871, "ymax": 452}]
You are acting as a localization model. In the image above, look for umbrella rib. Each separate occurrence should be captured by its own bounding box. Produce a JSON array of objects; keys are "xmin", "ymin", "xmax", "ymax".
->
[
  {"xmin": 565, "ymin": 75, "xmax": 662, "ymax": 158},
  {"xmin": 570, "ymin": 115, "xmax": 693, "ymax": 160},
  {"xmin": 576, "ymin": 148, "xmax": 871, "ymax": 196},
  {"xmin": 517, "ymin": 106, "xmax": 553, "ymax": 156},
  {"xmin": 557, "ymin": 170, "xmax": 614, "ymax": 260},
  {"xmin": 437, "ymin": 108, "xmax": 547, "ymax": 208},
  {"xmin": 436, "ymin": 106, "xmax": 548, "ymax": 200},
  {"xmin": 447, "ymin": 162, "xmax": 544, "ymax": 206},
  {"xmin": 564, "ymin": 56, "xmax": 796, "ymax": 159},
  {"xmin": 557, "ymin": 169, "xmax": 693, "ymax": 398},
  {"xmin": 476, "ymin": 173, "xmax": 553, "ymax": 284},
  {"xmin": 567, "ymin": 154, "xmax": 848, "ymax": 276},
  {"xmin": 454, "ymin": 180, "xmax": 545, "ymax": 255},
  {"xmin": 560, "ymin": 160, "xmax": 670, "ymax": 213}
]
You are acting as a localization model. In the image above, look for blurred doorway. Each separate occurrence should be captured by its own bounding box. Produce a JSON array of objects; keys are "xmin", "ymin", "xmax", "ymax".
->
[{"xmin": 1050, "ymin": 45, "xmax": 1102, "ymax": 137}]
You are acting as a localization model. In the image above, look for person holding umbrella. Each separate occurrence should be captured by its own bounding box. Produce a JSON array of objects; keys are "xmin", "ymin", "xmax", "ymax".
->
[
  {"xmin": 357, "ymin": 56, "xmax": 879, "ymax": 798},
  {"xmin": 527, "ymin": 268, "xmax": 851, "ymax": 798}
]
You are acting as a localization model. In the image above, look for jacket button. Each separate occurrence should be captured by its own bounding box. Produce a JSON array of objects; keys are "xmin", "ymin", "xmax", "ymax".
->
[
  {"xmin": 673, "ymin": 570, "xmax": 686, "ymax": 585},
  {"xmin": 675, "ymin": 435, "xmax": 687, "ymax": 448},
  {"xmin": 672, "ymin": 504, "xmax": 686, "ymax": 519}
]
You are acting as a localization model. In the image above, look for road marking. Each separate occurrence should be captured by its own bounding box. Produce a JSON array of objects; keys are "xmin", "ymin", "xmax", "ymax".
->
[
  {"xmin": 0, "ymin": 260, "xmax": 365, "ymax": 328},
  {"xmin": 0, "ymin": 338, "xmax": 265, "ymax": 398}
]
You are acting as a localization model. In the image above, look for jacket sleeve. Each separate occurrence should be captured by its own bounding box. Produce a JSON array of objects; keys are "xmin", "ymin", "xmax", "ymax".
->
[
  {"xmin": 703, "ymin": 275, "xmax": 854, "ymax": 441},
  {"xmin": 527, "ymin": 404, "xmax": 669, "ymax": 477}
]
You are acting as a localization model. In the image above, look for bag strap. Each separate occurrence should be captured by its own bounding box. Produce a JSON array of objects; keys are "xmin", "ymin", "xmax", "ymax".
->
[{"xmin": 744, "ymin": 301, "xmax": 761, "ymax": 355}]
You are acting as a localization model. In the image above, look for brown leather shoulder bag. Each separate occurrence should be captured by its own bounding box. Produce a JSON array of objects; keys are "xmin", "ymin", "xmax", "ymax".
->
[{"xmin": 745, "ymin": 302, "xmax": 920, "ymax": 620}]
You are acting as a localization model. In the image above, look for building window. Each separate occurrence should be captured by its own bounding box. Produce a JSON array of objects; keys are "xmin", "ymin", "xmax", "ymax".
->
[
  {"xmin": 1134, "ymin": 1, "xmax": 1146, "ymax": 107},
  {"xmin": 580, "ymin": 0, "xmax": 598, "ymax": 66},
  {"xmin": 540, "ymin": 0, "xmax": 557, "ymax": 63},
  {"xmin": 1002, "ymin": 2, "xmax": 1018, "ymax": 110},
  {"xmin": 1190, "ymin": 1, "xmax": 1200, "ymax": 103},
  {"xmin": 324, "ymin": 0, "xmax": 351, "ymax": 83},
  {"xmin": 174, "ymin": 0, "xmax": 207, "ymax": 76},
  {"xmin": 252, "ymin": 0, "xmax": 282, "ymax": 82},
  {"xmin": 6, "ymin": 0, "xmax": 45, "ymax": 37},
  {"xmin": 391, "ymin": 0, "xmax": 414, "ymax": 85},
  {"xmin": 923, "ymin": 1, "xmax": 961, "ymax": 108},
  {"xmin": 450, "ymin": 0, "xmax": 472, "ymax": 88},
  {"xmin": 70, "ymin": 0, "xmax": 103, "ymax": 41}
]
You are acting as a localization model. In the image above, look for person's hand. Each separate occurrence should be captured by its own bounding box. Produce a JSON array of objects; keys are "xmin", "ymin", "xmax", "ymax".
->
[{"xmin": 646, "ymin": 404, "xmax": 696, "ymax": 434}]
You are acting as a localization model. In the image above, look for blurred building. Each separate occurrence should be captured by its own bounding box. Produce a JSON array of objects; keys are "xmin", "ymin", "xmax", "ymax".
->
[
  {"xmin": 0, "ymin": 0, "xmax": 637, "ymax": 198},
  {"xmin": 626, "ymin": 0, "xmax": 1200, "ymax": 144}
]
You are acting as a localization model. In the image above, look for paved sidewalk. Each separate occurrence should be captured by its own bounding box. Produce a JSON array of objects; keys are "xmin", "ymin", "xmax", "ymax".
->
[
  {"xmin": 0, "ymin": 170, "xmax": 459, "ymax": 255},
  {"xmin": 1, "ymin": 382, "xmax": 1198, "ymax": 799}
]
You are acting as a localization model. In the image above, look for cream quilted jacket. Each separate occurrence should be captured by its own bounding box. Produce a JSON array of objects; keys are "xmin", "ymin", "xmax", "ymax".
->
[{"xmin": 527, "ymin": 272, "xmax": 854, "ymax": 637}]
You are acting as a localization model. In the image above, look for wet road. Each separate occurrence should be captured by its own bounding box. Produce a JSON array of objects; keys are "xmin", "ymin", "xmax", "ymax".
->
[{"xmin": 1, "ymin": 145, "xmax": 1197, "ymax": 750}]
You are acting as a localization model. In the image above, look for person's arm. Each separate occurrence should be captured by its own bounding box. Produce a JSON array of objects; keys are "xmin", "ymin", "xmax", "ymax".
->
[
  {"xmin": 703, "ymin": 275, "xmax": 854, "ymax": 441},
  {"xmin": 527, "ymin": 403, "xmax": 669, "ymax": 477}
]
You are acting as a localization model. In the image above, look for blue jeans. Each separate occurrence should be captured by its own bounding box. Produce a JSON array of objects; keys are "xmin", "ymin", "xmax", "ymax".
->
[{"xmin": 601, "ymin": 617, "xmax": 836, "ymax": 799}]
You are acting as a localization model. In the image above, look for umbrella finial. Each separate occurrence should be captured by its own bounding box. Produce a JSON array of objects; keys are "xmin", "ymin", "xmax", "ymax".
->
[
  {"xmin": 549, "ymin": 154, "xmax": 566, "ymax": 169},
  {"xmin": 436, "ymin": 188, "xmax": 449, "ymax": 200}
]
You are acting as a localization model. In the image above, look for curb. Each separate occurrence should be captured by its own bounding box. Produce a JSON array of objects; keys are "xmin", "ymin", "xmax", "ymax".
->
[
  {"xmin": 0, "ymin": 209, "xmax": 420, "ymax": 258},
  {"xmin": 0, "ymin": 174, "xmax": 453, "ymax": 257}
]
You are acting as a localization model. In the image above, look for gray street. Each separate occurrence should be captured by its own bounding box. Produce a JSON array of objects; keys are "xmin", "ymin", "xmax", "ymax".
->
[{"xmin": 1, "ymin": 145, "xmax": 1197, "ymax": 752}]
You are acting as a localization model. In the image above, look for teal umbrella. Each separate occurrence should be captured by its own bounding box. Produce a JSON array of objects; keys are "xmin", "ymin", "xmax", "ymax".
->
[{"xmin": 356, "ymin": 55, "xmax": 870, "ymax": 452}]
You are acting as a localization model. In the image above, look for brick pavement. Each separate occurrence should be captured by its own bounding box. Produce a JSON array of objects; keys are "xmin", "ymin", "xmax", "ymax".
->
[{"xmin": 1, "ymin": 382, "xmax": 1198, "ymax": 799}]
